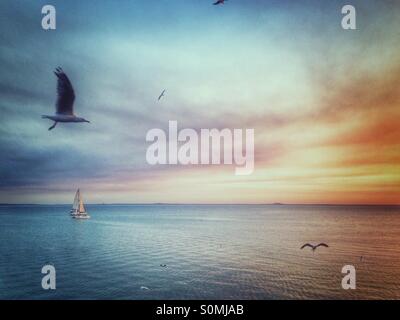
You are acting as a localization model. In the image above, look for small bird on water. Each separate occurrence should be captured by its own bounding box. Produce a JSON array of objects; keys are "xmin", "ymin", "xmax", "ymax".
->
[
  {"xmin": 213, "ymin": 0, "xmax": 226, "ymax": 5},
  {"xmin": 42, "ymin": 67, "xmax": 90, "ymax": 131},
  {"xmin": 301, "ymin": 243, "xmax": 329, "ymax": 252}
]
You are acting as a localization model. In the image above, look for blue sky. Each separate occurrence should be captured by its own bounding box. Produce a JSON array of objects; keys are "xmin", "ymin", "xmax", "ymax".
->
[{"xmin": 1, "ymin": 0, "xmax": 399, "ymax": 204}]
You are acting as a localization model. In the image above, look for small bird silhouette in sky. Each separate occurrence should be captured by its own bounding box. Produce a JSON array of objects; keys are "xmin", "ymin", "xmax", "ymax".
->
[
  {"xmin": 300, "ymin": 243, "xmax": 329, "ymax": 252},
  {"xmin": 158, "ymin": 89, "xmax": 166, "ymax": 101}
]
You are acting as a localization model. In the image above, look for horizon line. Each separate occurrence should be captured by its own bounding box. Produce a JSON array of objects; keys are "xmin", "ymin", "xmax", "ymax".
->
[{"xmin": 0, "ymin": 202, "xmax": 399, "ymax": 206}]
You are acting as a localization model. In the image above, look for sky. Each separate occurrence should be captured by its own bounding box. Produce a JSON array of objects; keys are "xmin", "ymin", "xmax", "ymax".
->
[{"xmin": 0, "ymin": 0, "xmax": 399, "ymax": 204}]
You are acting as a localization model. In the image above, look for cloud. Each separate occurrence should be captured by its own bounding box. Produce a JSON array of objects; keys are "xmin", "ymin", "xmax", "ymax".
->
[{"xmin": 0, "ymin": 0, "xmax": 399, "ymax": 204}]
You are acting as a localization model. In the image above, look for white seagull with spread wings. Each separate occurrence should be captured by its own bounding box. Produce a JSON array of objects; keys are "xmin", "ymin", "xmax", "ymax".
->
[{"xmin": 42, "ymin": 67, "xmax": 90, "ymax": 131}]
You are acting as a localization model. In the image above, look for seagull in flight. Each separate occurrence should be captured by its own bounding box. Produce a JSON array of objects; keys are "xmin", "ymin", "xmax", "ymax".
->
[
  {"xmin": 42, "ymin": 67, "xmax": 90, "ymax": 131},
  {"xmin": 301, "ymin": 243, "xmax": 329, "ymax": 252},
  {"xmin": 213, "ymin": 0, "xmax": 226, "ymax": 5},
  {"xmin": 158, "ymin": 89, "xmax": 166, "ymax": 101}
]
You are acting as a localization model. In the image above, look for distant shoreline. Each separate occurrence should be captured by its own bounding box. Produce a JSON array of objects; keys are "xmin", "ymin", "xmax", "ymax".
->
[{"xmin": 0, "ymin": 203, "xmax": 399, "ymax": 207}]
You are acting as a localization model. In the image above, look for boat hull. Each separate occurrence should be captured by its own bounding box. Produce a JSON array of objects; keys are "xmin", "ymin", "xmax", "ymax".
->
[{"xmin": 72, "ymin": 215, "xmax": 90, "ymax": 219}]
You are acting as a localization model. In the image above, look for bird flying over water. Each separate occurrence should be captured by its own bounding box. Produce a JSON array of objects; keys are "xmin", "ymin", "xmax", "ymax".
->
[
  {"xmin": 42, "ymin": 67, "xmax": 90, "ymax": 131},
  {"xmin": 213, "ymin": 0, "xmax": 226, "ymax": 5},
  {"xmin": 301, "ymin": 243, "xmax": 329, "ymax": 251},
  {"xmin": 158, "ymin": 89, "xmax": 166, "ymax": 101}
]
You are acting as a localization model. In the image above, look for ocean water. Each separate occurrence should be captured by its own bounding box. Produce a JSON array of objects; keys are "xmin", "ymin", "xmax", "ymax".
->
[{"xmin": 0, "ymin": 204, "xmax": 399, "ymax": 300}]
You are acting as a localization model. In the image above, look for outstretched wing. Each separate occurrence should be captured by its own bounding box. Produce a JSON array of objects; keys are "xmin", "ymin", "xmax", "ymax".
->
[
  {"xmin": 158, "ymin": 90, "xmax": 165, "ymax": 100},
  {"xmin": 301, "ymin": 243, "xmax": 313, "ymax": 249},
  {"xmin": 316, "ymin": 243, "xmax": 329, "ymax": 248},
  {"xmin": 54, "ymin": 67, "xmax": 75, "ymax": 115}
]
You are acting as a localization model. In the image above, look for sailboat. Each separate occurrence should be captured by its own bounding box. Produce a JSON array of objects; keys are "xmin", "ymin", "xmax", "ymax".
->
[{"xmin": 70, "ymin": 189, "xmax": 90, "ymax": 219}]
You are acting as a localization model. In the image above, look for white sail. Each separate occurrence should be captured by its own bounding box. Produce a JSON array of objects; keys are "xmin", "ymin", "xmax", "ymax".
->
[
  {"xmin": 78, "ymin": 194, "xmax": 86, "ymax": 213},
  {"xmin": 72, "ymin": 189, "xmax": 80, "ymax": 210},
  {"xmin": 71, "ymin": 189, "xmax": 90, "ymax": 219}
]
